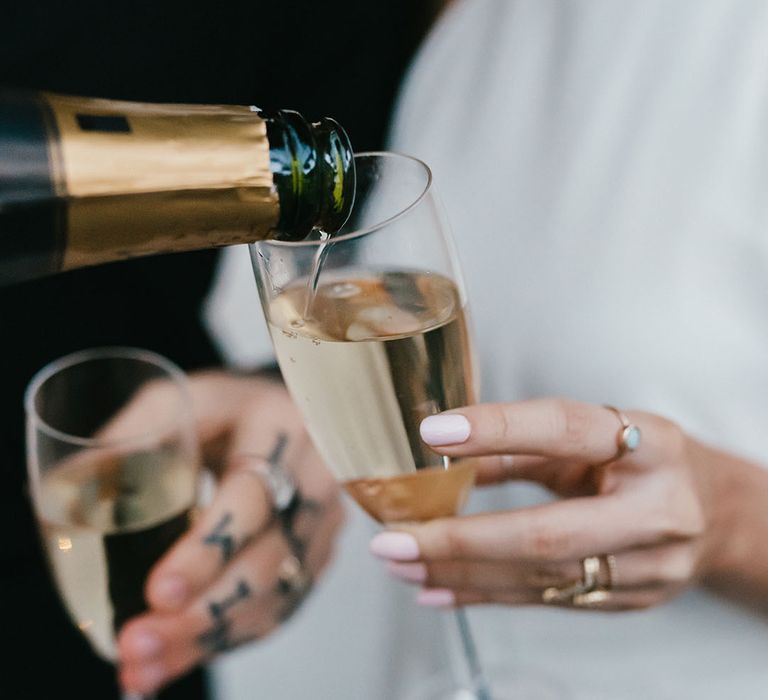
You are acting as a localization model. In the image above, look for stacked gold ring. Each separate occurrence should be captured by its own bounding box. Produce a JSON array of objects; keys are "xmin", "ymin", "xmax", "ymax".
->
[{"xmin": 541, "ymin": 405, "xmax": 637, "ymax": 607}]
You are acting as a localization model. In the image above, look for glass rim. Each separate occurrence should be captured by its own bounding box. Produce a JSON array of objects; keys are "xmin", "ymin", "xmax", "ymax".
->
[
  {"xmin": 258, "ymin": 150, "xmax": 433, "ymax": 249},
  {"xmin": 24, "ymin": 346, "xmax": 192, "ymax": 449}
]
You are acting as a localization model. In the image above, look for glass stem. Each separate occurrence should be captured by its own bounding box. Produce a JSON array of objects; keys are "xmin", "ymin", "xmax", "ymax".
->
[{"xmin": 454, "ymin": 607, "xmax": 494, "ymax": 700}]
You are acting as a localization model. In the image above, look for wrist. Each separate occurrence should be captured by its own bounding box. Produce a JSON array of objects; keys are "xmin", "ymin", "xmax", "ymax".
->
[{"xmin": 699, "ymin": 448, "xmax": 762, "ymax": 582}]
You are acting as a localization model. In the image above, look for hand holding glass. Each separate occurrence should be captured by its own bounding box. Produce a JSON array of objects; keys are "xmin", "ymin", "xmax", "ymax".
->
[
  {"xmin": 251, "ymin": 152, "xmax": 491, "ymax": 699},
  {"xmin": 25, "ymin": 348, "xmax": 200, "ymax": 700}
]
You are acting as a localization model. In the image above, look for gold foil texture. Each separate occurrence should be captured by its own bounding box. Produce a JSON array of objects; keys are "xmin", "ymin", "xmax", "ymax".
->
[{"xmin": 42, "ymin": 92, "xmax": 278, "ymax": 269}]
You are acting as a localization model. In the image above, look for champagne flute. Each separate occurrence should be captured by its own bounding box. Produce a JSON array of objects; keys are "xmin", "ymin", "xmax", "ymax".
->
[
  {"xmin": 25, "ymin": 347, "xmax": 200, "ymax": 700},
  {"xmin": 250, "ymin": 152, "xmax": 493, "ymax": 699}
]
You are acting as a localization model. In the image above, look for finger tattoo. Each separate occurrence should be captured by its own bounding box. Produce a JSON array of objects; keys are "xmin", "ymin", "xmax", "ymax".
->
[
  {"xmin": 279, "ymin": 497, "xmax": 325, "ymax": 561},
  {"xmin": 197, "ymin": 579, "xmax": 252, "ymax": 653},
  {"xmin": 203, "ymin": 512, "xmax": 249, "ymax": 562}
]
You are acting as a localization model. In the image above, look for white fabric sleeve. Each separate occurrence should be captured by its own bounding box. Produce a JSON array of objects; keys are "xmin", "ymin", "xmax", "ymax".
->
[{"xmin": 202, "ymin": 244, "xmax": 277, "ymax": 370}]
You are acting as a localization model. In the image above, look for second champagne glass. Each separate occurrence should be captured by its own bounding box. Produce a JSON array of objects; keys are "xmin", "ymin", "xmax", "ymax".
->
[
  {"xmin": 25, "ymin": 347, "xmax": 201, "ymax": 700},
  {"xmin": 251, "ymin": 152, "xmax": 493, "ymax": 699}
]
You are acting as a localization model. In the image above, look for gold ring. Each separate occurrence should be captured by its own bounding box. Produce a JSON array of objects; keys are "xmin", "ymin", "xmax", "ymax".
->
[
  {"xmin": 542, "ymin": 556, "xmax": 602, "ymax": 604},
  {"xmin": 593, "ymin": 405, "xmax": 641, "ymax": 467},
  {"xmin": 573, "ymin": 589, "xmax": 612, "ymax": 607},
  {"xmin": 277, "ymin": 554, "xmax": 311, "ymax": 598},
  {"xmin": 275, "ymin": 554, "xmax": 312, "ymax": 621},
  {"xmin": 603, "ymin": 553, "xmax": 619, "ymax": 589}
]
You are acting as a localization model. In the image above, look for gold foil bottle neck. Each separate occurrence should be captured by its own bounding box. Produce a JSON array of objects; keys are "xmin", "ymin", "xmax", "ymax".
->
[{"xmin": 41, "ymin": 92, "xmax": 279, "ymax": 269}]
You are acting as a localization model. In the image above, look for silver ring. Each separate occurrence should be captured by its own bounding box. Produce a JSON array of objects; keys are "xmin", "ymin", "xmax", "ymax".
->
[{"xmin": 235, "ymin": 432, "xmax": 296, "ymax": 513}]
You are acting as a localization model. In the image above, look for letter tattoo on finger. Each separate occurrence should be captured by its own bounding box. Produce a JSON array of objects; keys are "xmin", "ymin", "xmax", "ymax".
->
[
  {"xmin": 203, "ymin": 512, "xmax": 246, "ymax": 562},
  {"xmin": 197, "ymin": 579, "xmax": 252, "ymax": 653}
]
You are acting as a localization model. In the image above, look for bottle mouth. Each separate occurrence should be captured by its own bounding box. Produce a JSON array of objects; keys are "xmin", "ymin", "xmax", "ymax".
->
[
  {"xmin": 265, "ymin": 110, "xmax": 356, "ymax": 240},
  {"xmin": 261, "ymin": 152, "xmax": 433, "ymax": 249},
  {"xmin": 313, "ymin": 117, "xmax": 356, "ymax": 234}
]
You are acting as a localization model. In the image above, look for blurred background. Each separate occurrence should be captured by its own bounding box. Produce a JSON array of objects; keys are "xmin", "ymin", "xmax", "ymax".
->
[{"xmin": 4, "ymin": 1, "xmax": 768, "ymax": 698}]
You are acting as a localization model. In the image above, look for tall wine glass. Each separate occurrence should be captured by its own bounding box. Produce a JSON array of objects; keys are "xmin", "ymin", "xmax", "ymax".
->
[
  {"xmin": 251, "ymin": 152, "xmax": 493, "ymax": 699},
  {"xmin": 25, "ymin": 347, "xmax": 200, "ymax": 700}
]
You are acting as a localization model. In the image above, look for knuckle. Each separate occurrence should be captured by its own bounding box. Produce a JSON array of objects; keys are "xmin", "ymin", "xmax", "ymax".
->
[
  {"xmin": 652, "ymin": 495, "xmax": 705, "ymax": 543},
  {"xmin": 526, "ymin": 522, "xmax": 571, "ymax": 560},
  {"xmin": 659, "ymin": 551, "xmax": 695, "ymax": 585},
  {"xmin": 489, "ymin": 404, "xmax": 514, "ymax": 442},
  {"xmin": 653, "ymin": 416, "xmax": 687, "ymax": 460},
  {"xmin": 437, "ymin": 521, "xmax": 472, "ymax": 559},
  {"xmin": 554, "ymin": 400, "xmax": 591, "ymax": 450}
]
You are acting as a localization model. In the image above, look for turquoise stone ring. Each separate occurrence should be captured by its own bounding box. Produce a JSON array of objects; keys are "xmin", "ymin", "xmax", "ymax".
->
[{"xmin": 597, "ymin": 405, "xmax": 642, "ymax": 466}]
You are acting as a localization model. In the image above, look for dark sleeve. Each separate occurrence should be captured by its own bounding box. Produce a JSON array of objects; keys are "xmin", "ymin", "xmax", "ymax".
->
[{"xmin": 0, "ymin": 2, "xmax": 435, "ymax": 698}]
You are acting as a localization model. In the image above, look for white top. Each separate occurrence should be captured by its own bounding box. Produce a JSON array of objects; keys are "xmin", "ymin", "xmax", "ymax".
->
[{"xmin": 205, "ymin": 1, "xmax": 768, "ymax": 697}]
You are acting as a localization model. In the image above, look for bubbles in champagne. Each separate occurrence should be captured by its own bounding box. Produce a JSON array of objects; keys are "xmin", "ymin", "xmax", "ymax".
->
[
  {"xmin": 325, "ymin": 282, "xmax": 361, "ymax": 299},
  {"xmin": 269, "ymin": 270, "xmax": 477, "ymax": 493}
]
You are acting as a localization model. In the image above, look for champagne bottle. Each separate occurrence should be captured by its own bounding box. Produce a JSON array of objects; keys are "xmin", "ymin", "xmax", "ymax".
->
[{"xmin": 0, "ymin": 90, "xmax": 355, "ymax": 284}]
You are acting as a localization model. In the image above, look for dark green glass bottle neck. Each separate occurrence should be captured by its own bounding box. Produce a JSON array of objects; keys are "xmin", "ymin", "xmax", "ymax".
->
[{"xmin": 262, "ymin": 109, "xmax": 355, "ymax": 241}]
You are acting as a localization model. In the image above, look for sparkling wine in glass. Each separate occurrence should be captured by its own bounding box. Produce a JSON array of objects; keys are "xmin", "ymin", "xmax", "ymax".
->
[
  {"xmin": 251, "ymin": 152, "xmax": 494, "ymax": 699},
  {"xmin": 25, "ymin": 347, "xmax": 200, "ymax": 700}
]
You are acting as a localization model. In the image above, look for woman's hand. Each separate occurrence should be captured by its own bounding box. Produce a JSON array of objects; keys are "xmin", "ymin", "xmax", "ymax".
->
[
  {"xmin": 369, "ymin": 398, "xmax": 768, "ymax": 612},
  {"xmin": 115, "ymin": 371, "xmax": 343, "ymax": 695}
]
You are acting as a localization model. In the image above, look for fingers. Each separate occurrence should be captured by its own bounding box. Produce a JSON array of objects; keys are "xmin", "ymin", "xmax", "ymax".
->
[
  {"xmin": 147, "ymin": 436, "xmax": 336, "ymax": 612},
  {"xmin": 145, "ymin": 464, "xmax": 274, "ymax": 611},
  {"xmin": 386, "ymin": 543, "xmax": 693, "ymax": 593},
  {"xmin": 473, "ymin": 454, "xmax": 603, "ymax": 497},
  {"xmin": 385, "ymin": 544, "xmax": 693, "ymax": 613},
  {"xmin": 370, "ymin": 495, "xmax": 659, "ymax": 564},
  {"xmin": 420, "ymin": 399, "xmax": 662, "ymax": 467},
  {"xmin": 444, "ymin": 586, "xmax": 672, "ymax": 612},
  {"xmin": 120, "ymin": 496, "xmax": 343, "ymax": 695},
  {"xmin": 120, "ymin": 529, "xmax": 289, "ymax": 694}
]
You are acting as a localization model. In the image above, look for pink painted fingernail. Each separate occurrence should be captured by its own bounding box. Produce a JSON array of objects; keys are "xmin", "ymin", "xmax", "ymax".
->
[
  {"xmin": 369, "ymin": 532, "xmax": 420, "ymax": 561},
  {"xmin": 152, "ymin": 574, "xmax": 188, "ymax": 608},
  {"xmin": 416, "ymin": 588, "xmax": 456, "ymax": 607},
  {"xmin": 387, "ymin": 561, "xmax": 428, "ymax": 583},
  {"xmin": 130, "ymin": 630, "xmax": 163, "ymax": 660},
  {"xmin": 420, "ymin": 415, "xmax": 471, "ymax": 446}
]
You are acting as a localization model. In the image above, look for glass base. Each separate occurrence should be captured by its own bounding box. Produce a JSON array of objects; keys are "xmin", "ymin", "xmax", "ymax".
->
[{"xmin": 403, "ymin": 667, "xmax": 570, "ymax": 700}]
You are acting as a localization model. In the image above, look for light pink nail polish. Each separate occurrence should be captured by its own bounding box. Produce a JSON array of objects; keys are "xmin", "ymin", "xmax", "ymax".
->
[
  {"xmin": 420, "ymin": 415, "xmax": 471, "ymax": 446},
  {"xmin": 369, "ymin": 532, "xmax": 420, "ymax": 561},
  {"xmin": 387, "ymin": 561, "xmax": 428, "ymax": 583},
  {"xmin": 152, "ymin": 574, "xmax": 188, "ymax": 608},
  {"xmin": 416, "ymin": 588, "xmax": 456, "ymax": 607}
]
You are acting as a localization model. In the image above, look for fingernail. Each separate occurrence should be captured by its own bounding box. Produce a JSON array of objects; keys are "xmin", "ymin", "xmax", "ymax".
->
[
  {"xmin": 369, "ymin": 532, "xmax": 420, "ymax": 561},
  {"xmin": 420, "ymin": 415, "xmax": 471, "ymax": 446},
  {"xmin": 416, "ymin": 588, "xmax": 455, "ymax": 608},
  {"xmin": 129, "ymin": 631, "xmax": 163, "ymax": 660},
  {"xmin": 387, "ymin": 561, "xmax": 428, "ymax": 583},
  {"xmin": 152, "ymin": 574, "xmax": 188, "ymax": 608}
]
